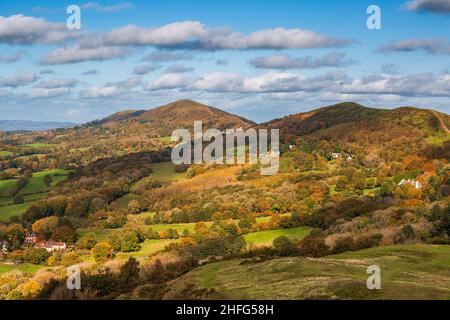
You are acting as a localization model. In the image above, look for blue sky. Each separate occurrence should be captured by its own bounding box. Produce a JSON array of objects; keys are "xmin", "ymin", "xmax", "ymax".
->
[{"xmin": 0, "ymin": 0, "xmax": 449, "ymax": 123}]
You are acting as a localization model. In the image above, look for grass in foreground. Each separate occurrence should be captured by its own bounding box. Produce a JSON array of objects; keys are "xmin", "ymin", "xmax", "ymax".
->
[{"xmin": 161, "ymin": 244, "xmax": 450, "ymax": 300}]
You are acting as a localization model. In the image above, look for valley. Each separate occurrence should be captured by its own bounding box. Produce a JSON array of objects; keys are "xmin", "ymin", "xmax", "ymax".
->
[{"xmin": 0, "ymin": 100, "xmax": 449, "ymax": 300}]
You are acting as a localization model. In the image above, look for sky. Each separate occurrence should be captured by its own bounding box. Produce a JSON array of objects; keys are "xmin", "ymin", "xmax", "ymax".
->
[{"xmin": 0, "ymin": 0, "xmax": 450, "ymax": 123}]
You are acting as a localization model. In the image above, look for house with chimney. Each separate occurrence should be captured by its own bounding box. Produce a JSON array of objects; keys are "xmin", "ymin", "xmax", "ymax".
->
[{"xmin": 35, "ymin": 240, "xmax": 67, "ymax": 253}]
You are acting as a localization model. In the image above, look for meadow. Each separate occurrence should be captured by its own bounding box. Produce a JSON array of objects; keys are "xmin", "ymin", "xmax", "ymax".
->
[{"xmin": 162, "ymin": 244, "xmax": 450, "ymax": 300}]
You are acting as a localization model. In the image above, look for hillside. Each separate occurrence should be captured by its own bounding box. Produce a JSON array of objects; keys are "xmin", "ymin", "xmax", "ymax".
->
[
  {"xmin": 102, "ymin": 99, "xmax": 255, "ymax": 135},
  {"xmin": 138, "ymin": 244, "xmax": 450, "ymax": 300}
]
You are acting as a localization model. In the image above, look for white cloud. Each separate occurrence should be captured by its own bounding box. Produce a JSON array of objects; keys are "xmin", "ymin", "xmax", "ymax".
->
[
  {"xmin": 379, "ymin": 38, "xmax": 450, "ymax": 55},
  {"xmin": 29, "ymin": 87, "xmax": 71, "ymax": 98},
  {"xmin": 145, "ymin": 73, "xmax": 190, "ymax": 90},
  {"xmin": 0, "ymin": 73, "xmax": 37, "ymax": 87},
  {"xmin": 0, "ymin": 14, "xmax": 75, "ymax": 45},
  {"xmin": 404, "ymin": 0, "xmax": 450, "ymax": 13},
  {"xmin": 41, "ymin": 46, "xmax": 128, "ymax": 64},
  {"xmin": 34, "ymin": 79, "xmax": 78, "ymax": 89},
  {"xmin": 0, "ymin": 51, "xmax": 22, "ymax": 63},
  {"xmin": 249, "ymin": 53, "xmax": 355, "ymax": 69},
  {"xmin": 133, "ymin": 64, "xmax": 158, "ymax": 75}
]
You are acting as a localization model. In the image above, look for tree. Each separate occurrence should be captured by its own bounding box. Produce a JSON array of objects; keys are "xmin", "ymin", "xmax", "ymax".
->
[
  {"xmin": 91, "ymin": 242, "xmax": 114, "ymax": 262},
  {"xmin": 32, "ymin": 216, "xmax": 59, "ymax": 238},
  {"xmin": 118, "ymin": 257, "xmax": 140, "ymax": 288},
  {"xmin": 43, "ymin": 174, "xmax": 53, "ymax": 187},
  {"xmin": 53, "ymin": 226, "xmax": 76, "ymax": 244},
  {"xmin": 77, "ymin": 233, "xmax": 97, "ymax": 250},
  {"xmin": 127, "ymin": 200, "xmax": 142, "ymax": 214},
  {"xmin": 298, "ymin": 236, "xmax": 329, "ymax": 257},
  {"xmin": 23, "ymin": 248, "xmax": 50, "ymax": 264},
  {"xmin": 61, "ymin": 252, "xmax": 80, "ymax": 266},
  {"xmin": 12, "ymin": 194, "xmax": 24, "ymax": 204},
  {"xmin": 272, "ymin": 236, "xmax": 297, "ymax": 256}
]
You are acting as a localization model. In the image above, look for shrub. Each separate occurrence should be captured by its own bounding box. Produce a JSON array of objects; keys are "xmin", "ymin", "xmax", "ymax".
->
[
  {"xmin": 23, "ymin": 248, "xmax": 51, "ymax": 265},
  {"xmin": 333, "ymin": 236, "xmax": 356, "ymax": 254},
  {"xmin": 91, "ymin": 242, "xmax": 114, "ymax": 262},
  {"xmin": 298, "ymin": 237, "xmax": 329, "ymax": 257},
  {"xmin": 272, "ymin": 236, "xmax": 297, "ymax": 256},
  {"xmin": 12, "ymin": 195, "xmax": 24, "ymax": 204}
]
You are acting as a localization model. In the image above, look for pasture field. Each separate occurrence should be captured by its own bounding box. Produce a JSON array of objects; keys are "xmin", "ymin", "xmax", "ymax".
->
[
  {"xmin": 161, "ymin": 244, "xmax": 450, "ymax": 300},
  {"xmin": 243, "ymin": 227, "xmax": 311, "ymax": 246},
  {"xmin": 0, "ymin": 264, "xmax": 45, "ymax": 276}
]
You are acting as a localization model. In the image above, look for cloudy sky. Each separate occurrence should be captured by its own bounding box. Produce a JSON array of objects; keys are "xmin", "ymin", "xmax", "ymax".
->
[{"xmin": 0, "ymin": 0, "xmax": 450, "ymax": 123}]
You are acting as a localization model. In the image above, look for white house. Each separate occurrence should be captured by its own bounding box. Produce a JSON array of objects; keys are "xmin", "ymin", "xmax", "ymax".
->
[
  {"xmin": 398, "ymin": 179, "xmax": 423, "ymax": 190},
  {"xmin": 35, "ymin": 240, "xmax": 67, "ymax": 253}
]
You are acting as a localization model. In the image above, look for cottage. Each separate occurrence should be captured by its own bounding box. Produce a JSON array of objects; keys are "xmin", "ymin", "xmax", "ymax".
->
[
  {"xmin": 35, "ymin": 240, "xmax": 67, "ymax": 253},
  {"xmin": 0, "ymin": 240, "xmax": 12, "ymax": 254},
  {"xmin": 24, "ymin": 232, "xmax": 38, "ymax": 245},
  {"xmin": 398, "ymin": 179, "xmax": 423, "ymax": 190}
]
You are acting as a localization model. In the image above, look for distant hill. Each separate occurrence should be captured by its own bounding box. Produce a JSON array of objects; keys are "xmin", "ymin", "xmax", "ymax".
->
[
  {"xmin": 100, "ymin": 99, "xmax": 255, "ymax": 135},
  {"xmin": 0, "ymin": 120, "xmax": 76, "ymax": 132},
  {"xmin": 260, "ymin": 102, "xmax": 450, "ymax": 160}
]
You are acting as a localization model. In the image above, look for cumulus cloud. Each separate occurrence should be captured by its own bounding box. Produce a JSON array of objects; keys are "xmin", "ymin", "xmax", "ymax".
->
[
  {"xmin": 165, "ymin": 64, "xmax": 194, "ymax": 73},
  {"xmin": 249, "ymin": 53, "xmax": 355, "ymax": 69},
  {"xmin": 0, "ymin": 51, "xmax": 22, "ymax": 63},
  {"xmin": 0, "ymin": 14, "xmax": 76, "ymax": 45},
  {"xmin": 133, "ymin": 64, "xmax": 159, "ymax": 75},
  {"xmin": 404, "ymin": 0, "xmax": 450, "ymax": 14},
  {"xmin": 41, "ymin": 45, "xmax": 129, "ymax": 64},
  {"xmin": 81, "ymin": 2, "xmax": 133, "ymax": 13},
  {"xmin": 39, "ymin": 69, "xmax": 55, "ymax": 75},
  {"xmin": 29, "ymin": 87, "xmax": 71, "ymax": 98},
  {"xmin": 142, "ymin": 51, "xmax": 191, "ymax": 62},
  {"xmin": 145, "ymin": 73, "xmax": 190, "ymax": 90},
  {"xmin": 79, "ymin": 21, "xmax": 352, "ymax": 50},
  {"xmin": 34, "ymin": 78, "xmax": 78, "ymax": 89},
  {"xmin": 80, "ymin": 76, "xmax": 141, "ymax": 98},
  {"xmin": 379, "ymin": 38, "xmax": 450, "ymax": 55},
  {"xmin": 341, "ymin": 73, "xmax": 450, "ymax": 97},
  {"xmin": 82, "ymin": 69, "xmax": 99, "ymax": 75},
  {"xmin": 0, "ymin": 73, "xmax": 37, "ymax": 87}
]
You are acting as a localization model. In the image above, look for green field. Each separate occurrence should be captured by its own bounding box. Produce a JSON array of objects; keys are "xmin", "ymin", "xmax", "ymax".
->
[
  {"xmin": 21, "ymin": 143, "xmax": 55, "ymax": 149},
  {"xmin": 0, "ymin": 151, "xmax": 13, "ymax": 157},
  {"xmin": 243, "ymin": 227, "xmax": 311, "ymax": 246},
  {"xmin": 0, "ymin": 263, "xmax": 44, "ymax": 276},
  {"xmin": 160, "ymin": 244, "xmax": 450, "ymax": 300},
  {"xmin": 0, "ymin": 169, "xmax": 69, "ymax": 222},
  {"xmin": 18, "ymin": 169, "xmax": 69, "ymax": 195},
  {"xmin": 150, "ymin": 162, "xmax": 186, "ymax": 183},
  {"xmin": 0, "ymin": 202, "xmax": 33, "ymax": 222},
  {"xmin": 0, "ymin": 179, "xmax": 18, "ymax": 197},
  {"xmin": 116, "ymin": 239, "xmax": 178, "ymax": 259}
]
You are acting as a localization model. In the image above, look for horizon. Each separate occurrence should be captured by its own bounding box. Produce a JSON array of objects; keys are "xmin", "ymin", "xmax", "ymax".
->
[
  {"xmin": 1, "ymin": 0, "xmax": 450, "ymax": 123},
  {"xmin": 0, "ymin": 99, "xmax": 449, "ymax": 125}
]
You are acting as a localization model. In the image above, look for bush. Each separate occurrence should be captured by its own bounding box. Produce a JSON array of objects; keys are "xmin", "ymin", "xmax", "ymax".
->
[
  {"xmin": 12, "ymin": 195, "xmax": 24, "ymax": 204},
  {"xmin": 77, "ymin": 233, "xmax": 97, "ymax": 250},
  {"xmin": 298, "ymin": 237, "xmax": 329, "ymax": 257},
  {"xmin": 394, "ymin": 224, "xmax": 416, "ymax": 244},
  {"xmin": 272, "ymin": 236, "xmax": 297, "ymax": 256},
  {"xmin": 23, "ymin": 248, "xmax": 51, "ymax": 265},
  {"xmin": 333, "ymin": 236, "xmax": 356, "ymax": 254},
  {"xmin": 91, "ymin": 242, "xmax": 114, "ymax": 262},
  {"xmin": 355, "ymin": 233, "xmax": 383, "ymax": 250}
]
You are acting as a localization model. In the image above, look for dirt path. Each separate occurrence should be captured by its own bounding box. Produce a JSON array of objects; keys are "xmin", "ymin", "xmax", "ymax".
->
[{"xmin": 431, "ymin": 111, "xmax": 450, "ymax": 134}]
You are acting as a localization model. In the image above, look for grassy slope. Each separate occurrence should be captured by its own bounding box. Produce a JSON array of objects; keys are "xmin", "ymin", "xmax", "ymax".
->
[
  {"xmin": 161, "ymin": 244, "xmax": 450, "ymax": 300},
  {"xmin": 244, "ymin": 227, "xmax": 311, "ymax": 246},
  {"xmin": 0, "ymin": 263, "xmax": 44, "ymax": 276}
]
